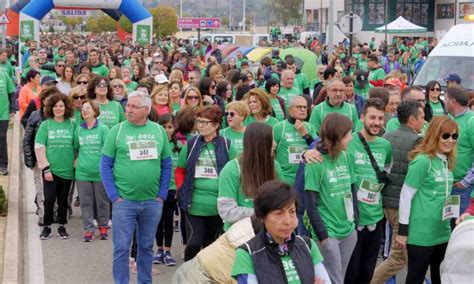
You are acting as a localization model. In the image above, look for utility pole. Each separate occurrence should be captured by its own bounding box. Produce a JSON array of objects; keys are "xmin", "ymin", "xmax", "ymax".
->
[
  {"xmin": 319, "ymin": 0, "xmax": 323, "ymax": 34},
  {"xmin": 267, "ymin": 0, "xmax": 270, "ymax": 34},
  {"xmin": 242, "ymin": 0, "xmax": 246, "ymax": 32},
  {"xmin": 384, "ymin": 0, "xmax": 388, "ymax": 43},
  {"xmin": 327, "ymin": 0, "xmax": 334, "ymax": 55},
  {"xmin": 229, "ymin": 0, "xmax": 232, "ymax": 30}
]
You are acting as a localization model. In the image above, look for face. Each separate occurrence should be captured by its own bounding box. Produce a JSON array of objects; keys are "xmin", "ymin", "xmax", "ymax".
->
[
  {"xmin": 410, "ymin": 107, "xmax": 425, "ymax": 133},
  {"xmin": 53, "ymin": 100, "xmax": 65, "ymax": 118},
  {"xmin": 186, "ymin": 90, "xmax": 201, "ymax": 107},
  {"xmin": 344, "ymin": 82, "xmax": 354, "ymax": 97},
  {"xmin": 64, "ymin": 67, "xmax": 73, "ymax": 80},
  {"xmin": 282, "ymin": 73, "xmax": 295, "ymax": 89},
  {"xmin": 109, "ymin": 68, "xmax": 117, "ymax": 79},
  {"xmin": 438, "ymin": 131, "xmax": 458, "ymax": 154},
  {"xmin": 162, "ymin": 121, "xmax": 174, "ymax": 140},
  {"xmin": 226, "ymin": 107, "xmax": 245, "ymax": 128},
  {"xmin": 340, "ymin": 131, "xmax": 353, "ymax": 150},
  {"xmin": 263, "ymin": 202, "xmax": 298, "ymax": 244},
  {"xmin": 429, "ymin": 84, "xmax": 441, "ymax": 100},
  {"xmin": 196, "ymin": 116, "xmax": 218, "ymax": 137},
  {"xmin": 133, "ymin": 66, "xmax": 140, "ymax": 76},
  {"xmin": 362, "ymin": 107, "xmax": 385, "ymax": 136},
  {"xmin": 209, "ymin": 81, "xmax": 217, "ymax": 95},
  {"xmin": 66, "ymin": 53, "xmax": 75, "ymax": 64},
  {"xmin": 270, "ymin": 84, "xmax": 279, "ymax": 95},
  {"xmin": 38, "ymin": 50, "xmax": 47, "ymax": 60},
  {"xmin": 112, "ymin": 82, "xmax": 124, "ymax": 95},
  {"xmin": 76, "ymin": 77, "xmax": 89, "ymax": 87},
  {"xmin": 72, "ymin": 92, "xmax": 86, "ymax": 108},
  {"xmin": 81, "ymin": 102, "xmax": 96, "ymax": 120},
  {"xmin": 317, "ymin": 68, "xmax": 325, "ymax": 80},
  {"xmin": 406, "ymin": 90, "xmax": 426, "ymax": 108},
  {"xmin": 155, "ymin": 90, "xmax": 169, "ymax": 105},
  {"xmin": 95, "ymin": 80, "xmax": 109, "ymax": 97},
  {"xmin": 169, "ymin": 84, "xmax": 181, "ymax": 99},
  {"xmin": 126, "ymin": 96, "xmax": 149, "ymax": 123},
  {"xmin": 122, "ymin": 68, "xmax": 131, "ymax": 78},
  {"xmin": 89, "ymin": 52, "xmax": 98, "ymax": 63},
  {"xmin": 368, "ymin": 60, "xmax": 376, "ymax": 69},
  {"xmin": 289, "ymin": 97, "xmax": 308, "ymax": 120},
  {"xmin": 327, "ymin": 81, "xmax": 346, "ymax": 106},
  {"xmin": 248, "ymin": 95, "xmax": 262, "ymax": 114},
  {"xmin": 386, "ymin": 94, "xmax": 401, "ymax": 114},
  {"xmin": 287, "ymin": 64, "xmax": 297, "ymax": 73}
]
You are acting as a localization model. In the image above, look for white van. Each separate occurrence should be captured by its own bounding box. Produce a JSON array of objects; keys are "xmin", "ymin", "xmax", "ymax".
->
[{"xmin": 412, "ymin": 24, "xmax": 474, "ymax": 90}]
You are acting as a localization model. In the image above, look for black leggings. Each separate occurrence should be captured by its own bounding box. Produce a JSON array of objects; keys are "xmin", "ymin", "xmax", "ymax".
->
[
  {"xmin": 156, "ymin": 195, "xmax": 176, "ymax": 247},
  {"xmin": 184, "ymin": 213, "xmax": 222, "ymax": 261},
  {"xmin": 406, "ymin": 242, "xmax": 448, "ymax": 284},
  {"xmin": 43, "ymin": 174, "xmax": 72, "ymax": 226}
]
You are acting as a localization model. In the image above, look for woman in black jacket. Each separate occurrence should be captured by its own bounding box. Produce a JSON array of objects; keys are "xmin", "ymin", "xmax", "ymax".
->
[
  {"xmin": 23, "ymin": 87, "xmax": 58, "ymax": 225},
  {"xmin": 424, "ymin": 80, "xmax": 446, "ymax": 122}
]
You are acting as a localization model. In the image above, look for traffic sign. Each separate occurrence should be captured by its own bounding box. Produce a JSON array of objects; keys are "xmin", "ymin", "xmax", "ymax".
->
[
  {"xmin": 0, "ymin": 11, "xmax": 10, "ymax": 25},
  {"xmin": 177, "ymin": 18, "xmax": 221, "ymax": 29},
  {"xmin": 338, "ymin": 13, "xmax": 362, "ymax": 34}
]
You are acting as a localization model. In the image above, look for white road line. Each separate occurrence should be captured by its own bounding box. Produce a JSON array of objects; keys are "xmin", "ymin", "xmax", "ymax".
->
[{"xmin": 24, "ymin": 166, "xmax": 45, "ymax": 284}]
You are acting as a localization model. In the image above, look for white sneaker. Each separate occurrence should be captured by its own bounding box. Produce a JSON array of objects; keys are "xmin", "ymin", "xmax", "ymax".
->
[
  {"xmin": 108, "ymin": 220, "xmax": 112, "ymax": 227},
  {"xmin": 93, "ymin": 219, "xmax": 98, "ymax": 228}
]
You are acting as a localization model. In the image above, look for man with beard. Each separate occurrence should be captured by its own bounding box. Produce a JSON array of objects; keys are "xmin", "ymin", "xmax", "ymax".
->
[
  {"xmin": 88, "ymin": 48, "xmax": 109, "ymax": 77},
  {"xmin": 345, "ymin": 98, "xmax": 393, "ymax": 284}
]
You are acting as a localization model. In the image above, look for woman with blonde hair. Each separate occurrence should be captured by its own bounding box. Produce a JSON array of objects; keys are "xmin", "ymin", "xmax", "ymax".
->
[
  {"xmin": 209, "ymin": 64, "xmax": 224, "ymax": 82},
  {"xmin": 219, "ymin": 101, "xmax": 250, "ymax": 156},
  {"xmin": 108, "ymin": 66, "xmax": 123, "ymax": 81},
  {"xmin": 57, "ymin": 64, "xmax": 76, "ymax": 96},
  {"xmin": 182, "ymin": 86, "xmax": 204, "ymax": 111},
  {"xmin": 69, "ymin": 86, "xmax": 88, "ymax": 125},
  {"xmin": 169, "ymin": 69, "xmax": 185, "ymax": 86},
  {"xmin": 243, "ymin": 88, "xmax": 278, "ymax": 127},
  {"xmin": 151, "ymin": 85, "xmax": 171, "ymax": 116},
  {"xmin": 110, "ymin": 79, "xmax": 128, "ymax": 108},
  {"xmin": 396, "ymin": 115, "xmax": 459, "ymax": 284},
  {"xmin": 75, "ymin": 73, "xmax": 90, "ymax": 88}
]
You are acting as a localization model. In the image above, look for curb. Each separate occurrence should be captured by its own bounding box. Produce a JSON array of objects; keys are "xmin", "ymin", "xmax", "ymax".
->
[{"xmin": 3, "ymin": 114, "xmax": 22, "ymax": 283}]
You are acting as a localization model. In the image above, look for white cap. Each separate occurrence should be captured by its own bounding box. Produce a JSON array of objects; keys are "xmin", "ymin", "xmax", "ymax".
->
[
  {"xmin": 153, "ymin": 52, "xmax": 161, "ymax": 57},
  {"xmin": 154, "ymin": 74, "xmax": 169, "ymax": 84}
]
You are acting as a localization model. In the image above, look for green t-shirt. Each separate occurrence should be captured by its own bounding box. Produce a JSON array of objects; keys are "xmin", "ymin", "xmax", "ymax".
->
[
  {"xmin": 273, "ymin": 120, "xmax": 314, "ymax": 185},
  {"xmin": 0, "ymin": 62, "xmax": 14, "ymax": 79},
  {"xmin": 35, "ymin": 119, "xmax": 76, "ymax": 179},
  {"xmin": 348, "ymin": 135, "xmax": 392, "ymax": 226},
  {"xmin": 354, "ymin": 83, "xmax": 373, "ymax": 100},
  {"xmin": 0, "ymin": 71, "xmax": 16, "ymax": 120},
  {"xmin": 429, "ymin": 101, "xmax": 445, "ymax": 117},
  {"xmin": 98, "ymin": 100, "xmax": 126, "ymax": 129},
  {"xmin": 101, "ymin": 120, "xmax": 172, "ymax": 201},
  {"xmin": 294, "ymin": 73, "xmax": 310, "ymax": 95},
  {"xmin": 404, "ymin": 154, "xmax": 453, "ymax": 246},
  {"xmin": 218, "ymin": 159, "xmax": 284, "ymax": 230},
  {"xmin": 92, "ymin": 64, "xmax": 110, "ymax": 77},
  {"xmin": 304, "ymin": 152, "xmax": 355, "ymax": 238},
  {"xmin": 309, "ymin": 101, "xmax": 359, "ymax": 134},
  {"xmin": 357, "ymin": 59, "xmax": 369, "ymax": 72},
  {"xmin": 72, "ymin": 109, "xmax": 83, "ymax": 125},
  {"xmin": 278, "ymin": 87, "xmax": 302, "ymax": 110},
  {"xmin": 385, "ymin": 117, "xmax": 429, "ymax": 135},
  {"xmin": 244, "ymin": 115, "xmax": 279, "ymax": 128},
  {"xmin": 368, "ymin": 68, "xmax": 386, "ymax": 82},
  {"xmin": 232, "ymin": 238, "xmax": 323, "ymax": 283},
  {"xmin": 74, "ymin": 122, "xmax": 109, "ymax": 181},
  {"xmin": 270, "ymin": 97, "xmax": 285, "ymax": 121},
  {"xmin": 219, "ymin": 127, "xmax": 244, "ymax": 156},
  {"xmin": 177, "ymin": 141, "xmax": 236, "ymax": 216},
  {"xmin": 451, "ymin": 111, "xmax": 474, "ymax": 181},
  {"xmin": 126, "ymin": 81, "xmax": 138, "ymax": 94}
]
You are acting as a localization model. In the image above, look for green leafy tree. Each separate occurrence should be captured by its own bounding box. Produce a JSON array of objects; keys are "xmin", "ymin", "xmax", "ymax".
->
[
  {"xmin": 149, "ymin": 6, "xmax": 178, "ymax": 37},
  {"xmin": 85, "ymin": 14, "xmax": 117, "ymax": 33},
  {"xmin": 272, "ymin": 0, "xmax": 303, "ymax": 25},
  {"xmin": 119, "ymin": 16, "xmax": 133, "ymax": 33}
]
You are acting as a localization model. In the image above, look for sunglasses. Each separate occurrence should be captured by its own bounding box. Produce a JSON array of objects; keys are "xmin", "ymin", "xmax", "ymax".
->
[
  {"xmin": 224, "ymin": 111, "xmax": 236, "ymax": 117},
  {"xmin": 112, "ymin": 84, "xmax": 124, "ymax": 89},
  {"xmin": 57, "ymin": 64, "xmax": 65, "ymax": 67},
  {"xmin": 211, "ymin": 85, "xmax": 216, "ymax": 89},
  {"xmin": 73, "ymin": 95, "xmax": 86, "ymax": 100},
  {"xmin": 97, "ymin": 83, "xmax": 108, "ymax": 88},
  {"xmin": 441, "ymin": 133, "xmax": 459, "ymax": 141},
  {"xmin": 430, "ymin": 88, "xmax": 441, "ymax": 92},
  {"xmin": 187, "ymin": 96, "xmax": 200, "ymax": 100},
  {"xmin": 77, "ymin": 81, "xmax": 88, "ymax": 85}
]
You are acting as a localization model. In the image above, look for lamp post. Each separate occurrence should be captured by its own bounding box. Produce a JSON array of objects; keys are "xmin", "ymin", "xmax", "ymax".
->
[{"xmin": 243, "ymin": 0, "xmax": 246, "ymax": 32}]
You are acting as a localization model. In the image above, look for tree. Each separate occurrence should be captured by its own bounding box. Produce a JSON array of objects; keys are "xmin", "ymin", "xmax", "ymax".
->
[
  {"xmin": 272, "ymin": 0, "xmax": 303, "ymax": 26},
  {"xmin": 149, "ymin": 6, "xmax": 178, "ymax": 37},
  {"xmin": 85, "ymin": 14, "xmax": 117, "ymax": 33},
  {"xmin": 119, "ymin": 16, "xmax": 133, "ymax": 33}
]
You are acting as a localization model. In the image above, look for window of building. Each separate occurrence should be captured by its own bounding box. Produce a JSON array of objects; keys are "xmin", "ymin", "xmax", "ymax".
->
[{"xmin": 396, "ymin": 0, "xmax": 429, "ymax": 26}]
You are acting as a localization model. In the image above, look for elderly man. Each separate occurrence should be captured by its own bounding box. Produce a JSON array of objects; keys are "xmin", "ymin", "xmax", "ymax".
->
[
  {"xmin": 278, "ymin": 69, "xmax": 302, "ymax": 110},
  {"xmin": 101, "ymin": 91, "xmax": 172, "ymax": 284},
  {"xmin": 385, "ymin": 86, "xmax": 428, "ymax": 134}
]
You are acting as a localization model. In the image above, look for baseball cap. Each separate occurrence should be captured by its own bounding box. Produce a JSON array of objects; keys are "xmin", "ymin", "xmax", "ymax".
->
[
  {"xmin": 152, "ymin": 52, "xmax": 162, "ymax": 58},
  {"xmin": 355, "ymin": 70, "xmax": 368, "ymax": 85},
  {"xmin": 41, "ymin": 76, "xmax": 58, "ymax": 85},
  {"xmin": 444, "ymin": 73, "xmax": 461, "ymax": 84},
  {"xmin": 384, "ymin": 77, "xmax": 403, "ymax": 89},
  {"xmin": 154, "ymin": 74, "xmax": 169, "ymax": 84}
]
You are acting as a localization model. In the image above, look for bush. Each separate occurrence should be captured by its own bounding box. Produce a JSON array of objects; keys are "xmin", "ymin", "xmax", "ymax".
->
[{"xmin": 0, "ymin": 186, "xmax": 7, "ymax": 216}]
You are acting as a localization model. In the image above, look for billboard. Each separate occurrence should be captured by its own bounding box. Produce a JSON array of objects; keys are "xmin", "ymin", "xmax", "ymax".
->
[{"xmin": 177, "ymin": 18, "xmax": 221, "ymax": 29}]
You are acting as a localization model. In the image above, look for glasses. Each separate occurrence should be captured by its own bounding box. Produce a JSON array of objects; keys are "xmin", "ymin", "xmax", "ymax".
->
[
  {"xmin": 118, "ymin": 57, "xmax": 124, "ymax": 60},
  {"xmin": 441, "ymin": 133, "xmax": 459, "ymax": 141},
  {"xmin": 318, "ymin": 72, "xmax": 324, "ymax": 75},
  {"xmin": 73, "ymin": 95, "xmax": 86, "ymax": 100},
  {"xmin": 187, "ymin": 96, "xmax": 200, "ymax": 100},
  {"xmin": 112, "ymin": 84, "xmax": 124, "ymax": 89},
  {"xmin": 81, "ymin": 106, "xmax": 93, "ymax": 111},
  {"xmin": 211, "ymin": 85, "xmax": 216, "ymax": 89},
  {"xmin": 57, "ymin": 64, "xmax": 65, "ymax": 67},
  {"xmin": 77, "ymin": 81, "xmax": 88, "ymax": 85},
  {"xmin": 224, "ymin": 111, "xmax": 236, "ymax": 117},
  {"xmin": 196, "ymin": 119, "xmax": 212, "ymax": 126},
  {"xmin": 430, "ymin": 88, "xmax": 441, "ymax": 92},
  {"xmin": 291, "ymin": 105, "xmax": 308, "ymax": 110},
  {"xmin": 97, "ymin": 83, "xmax": 108, "ymax": 88}
]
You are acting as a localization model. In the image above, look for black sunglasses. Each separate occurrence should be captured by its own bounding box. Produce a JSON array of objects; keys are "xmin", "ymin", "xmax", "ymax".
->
[
  {"xmin": 430, "ymin": 88, "xmax": 441, "ymax": 92},
  {"xmin": 224, "ymin": 111, "xmax": 236, "ymax": 117},
  {"xmin": 77, "ymin": 81, "xmax": 88, "ymax": 85},
  {"xmin": 441, "ymin": 133, "xmax": 459, "ymax": 141},
  {"xmin": 73, "ymin": 95, "xmax": 86, "ymax": 100}
]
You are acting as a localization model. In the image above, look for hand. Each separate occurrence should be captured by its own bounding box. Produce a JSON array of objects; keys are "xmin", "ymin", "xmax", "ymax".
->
[
  {"xmin": 114, "ymin": 197, "xmax": 124, "ymax": 203},
  {"xmin": 394, "ymin": 235, "xmax": 407, "ymax": 249},
  {"xmin": 303, "ymin": 149, "xmax": 323, "ymax": 164},
  {"xmin": 203, "ymin": 95, "xmax": 214, "ymax": 105},
  {"xmin": 44, "ymin": 171, "xmax": 53, "ymax": 182},
  {"xmin": 456, "ymin": 213, "xmax": 471, "ymax": 225},
  {"xmin": 9, "ymin": 112, "xmax": 15, "ymax": 120},
  {"xmin": 314, "ymin": 278, "xmax": 324, "ymax": 284},
  {"xmin": 454, "ymin": 182, "xmax": 467, "ymax": 189},
  {"xmin": 156, "ymin": 197, "xmax": 164, "ymax": 203},
  {"xmin": 294, "ymin": 119, "xmax": 308, "ymax": 136},
  {"xmin": 73, "ymin": 159, "xmax": 77, "ymax": 168}
]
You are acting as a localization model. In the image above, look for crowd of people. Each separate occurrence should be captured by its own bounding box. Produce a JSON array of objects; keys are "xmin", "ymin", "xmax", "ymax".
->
[{"xmin": 0, "ymin": 31, "xmax": 473, "ymax": 284}]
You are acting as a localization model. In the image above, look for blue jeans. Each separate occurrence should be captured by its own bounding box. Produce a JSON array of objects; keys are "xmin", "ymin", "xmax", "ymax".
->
[
  {"xmin": 112, "ymin": 199, "xmax": 163, "ymax": 284},
  {"xmin": 451, "ymin": 184, "xmax": 473, "ymax": 214}
]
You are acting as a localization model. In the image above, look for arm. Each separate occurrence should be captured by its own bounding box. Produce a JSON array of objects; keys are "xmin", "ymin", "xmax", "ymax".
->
[
  {"xmin": 314, "ymin": 263, "xmax": 331, "ymax": 284},
  {"xmin": 217, "ymin": 198, "xmax": 254, "ymax": 223},
  {"xmin": 100, "ymin": 154, "xmax": 120, "ymax": 202},
  {"xmin": 398, "ymin": 183, "xmax": 417, "ymax": 236},
  {"xmin": 458, "ymin": 159, "xmax": 474, "ymax": 188},
  {"xmin": 158, "ymin": 157, "xmax": 172, "ymax": 200},
  {"xmin": 351, "ymin": 183, "xmax": 360, "ymax": 226},
  {"xmin": 34, "ymin": 144, "xmax": 49, "ymax": 170},
  {"xmin": 236, "ymin": 275, "xmax": 258, "ymax": 284},
  {"xmin": 304, "ymin": 191, "xmax": 328, "ymax": 241},
  {"xmin": 23, "ymin": 119, "xmax": 36, "ymax": 169}
]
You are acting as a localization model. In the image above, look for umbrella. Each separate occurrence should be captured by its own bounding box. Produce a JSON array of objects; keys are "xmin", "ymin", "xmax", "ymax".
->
[{"xmin": 279, "ymin": 48, "xmax": 317, "ymax": 81}]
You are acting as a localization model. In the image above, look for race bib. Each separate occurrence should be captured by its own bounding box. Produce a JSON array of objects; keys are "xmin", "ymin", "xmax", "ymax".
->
[
  {"xmin": 344, "ymin": 192, "xmax": 354, "ymax": 222},
  {"xmin": 288, "ymin": 145, "xmax": 306, "ymax": 164},
  {"xmin": 128, "ymin": 141, "xmax": 158, "ymax": 161},
  {"xmin": 357, "ymin": 179, "xmax": 384, "ymax": 205},
  {"xmin": 442, "ymin": 195, "xmax": 460, "ymax": 221},
  {"xmin": 195, "ymin": 158, "xmax": 218, "ymax": 179}
]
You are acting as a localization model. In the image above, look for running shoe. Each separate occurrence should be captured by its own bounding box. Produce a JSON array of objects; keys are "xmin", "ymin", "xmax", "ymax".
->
[
  {"xmin": 98, "ymin": 227, "xmax": 109, "ymax": 240},
  {"xmin": 40, "ymin": 226, "xmax": 51, "ymax": 240},
  {"xmin": 153, "ymin": 249, "xmax": 164, "ymax": 264},
  {"xmin": 57, "ymin": 226, "xmax": 70, "ymax": 239},
  {"xmin": 83, "ymin": 231, "xmax": 94, "ymax": 242},
  {"xmin": 162, "ymin": 251, "xmax": 176, "ymax": 266}
]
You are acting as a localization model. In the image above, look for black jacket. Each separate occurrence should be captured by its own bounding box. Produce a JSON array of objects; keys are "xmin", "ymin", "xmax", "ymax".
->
[
  {"xmin": 23, "ymin": 109, "xmax": 44, "ymax": 169},
  {"xmin": 424, "ymin": 99, "xmax": 446, "ymax": 122}
]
